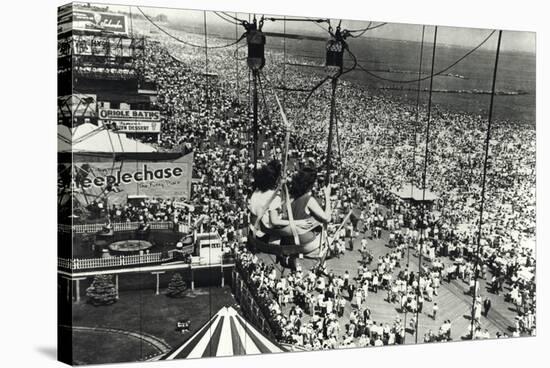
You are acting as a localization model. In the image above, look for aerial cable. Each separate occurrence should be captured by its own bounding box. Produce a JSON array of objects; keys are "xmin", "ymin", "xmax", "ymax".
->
[
  {"xmin": 344, "ymin": 21, "xmax": 372, "ymax": 38},
  {"xmin": 302, "ymin": 76, "xmax": 331, "ymax": 106},
  {"xmin": 401, "ymin": 24, "xmax": 425, "ymax": 345},
  {"xmin": 346, "ymin": 21, "xmax": 372, "ymax": 33},
  {"xmin": 257, "ymin": 73, "xmax": 273, "ymax": 127},
  {"xmin": 283, "ymin": 16, "xmax": 287, "ymax": 108},
  {"xmin": 414, "ymin": 25, "xmax": 438, "ymax": 344},
  {"xmin": 275, "ymin": 26, "xmax": 355, "ymax": 96},
  {"xmin": 203, "ymin": 10, "xmax": 210, "ymax": 108},
  {"xmin": 221, "ymin": 11, "xmax": 248, "ymax": 24},
  {"xmin": 341, "ymin": 47, "xmax": 358, "ymax": 76},
  {"xmin": 325, "ymin": 76, "xmax": 338, "ymax": 184},
  {"xmin": 411, "ymin": 25, "xmax": 426, "ymax": 199},
  {"xmin": 469, "ymin": 29, "xmax": 503, "ymax": 340},
  {"xmin": 310, "ymin": 18, "xmax": 330, "ymax": 32},
  {"xmin": 357, "ymin": 30, "xmax": 496, "ymax": 84},
  {"xmin": 264, "ymin": 17, "xmax": 330, "ymax": 23},
  {"xmin": 234, "ymin": 13, "xmax": 241, "ymax": 102},
  {"xmin": 274, "ymin": 22, "xmax": 350, "ymax": 180},
  {"xmin": 274, "ymin": 75, "xmax": 333, "ymax": 96},
  {"xmin": 322, "ymin": 23, "xmax": 348, "ymax": 183},
  {"xmin": 137, "ymin": 7, "xmax": 246, "ymax": 49},
  {"xmin": 252, "ymin": 73, "xmax": 259, "ymax": 170},
  {"xmin": 252, "ymin": 70, "xmax": 301, "ymax": 246},
  {"xmin": 345, "ymin": 22, "xmax": 387, "ymax": 37},
  {"xmin": 58, "ymin": 133, "xmax": 72, "ymax": 145},
  {"xmin": 334, "ymin": 102, "xmax": 342, "ymax": 163},
  {"xmin": 242, "ymin": 16, "xmax": 267, "ymax": 172},
  {"xmin": 213, "ymin": 11, "xmax": 241, "ymax": 25},
  {"xmin": 233, "ymin": 43, "xmax": 248, "ymax": 61}
]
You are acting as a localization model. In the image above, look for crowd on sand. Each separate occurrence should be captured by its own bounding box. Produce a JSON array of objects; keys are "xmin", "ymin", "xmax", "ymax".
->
[{"xmin": 80, "ymin": 25, "xmax": 536, "ymax": 347}]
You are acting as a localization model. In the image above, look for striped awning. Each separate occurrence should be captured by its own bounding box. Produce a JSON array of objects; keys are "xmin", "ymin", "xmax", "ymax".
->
[{"xmin": 163, "ymin": 306, "xmax": 284, "ymax": 360}]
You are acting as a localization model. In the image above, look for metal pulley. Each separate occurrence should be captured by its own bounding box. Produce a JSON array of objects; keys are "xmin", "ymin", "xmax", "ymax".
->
[
  {"xmin": 325, "ymin": 27, "xmax": 345, "ymax": 78},
  {"xmin": 246, "ymin": 21, "xmax": 266, "ymax": 71}
]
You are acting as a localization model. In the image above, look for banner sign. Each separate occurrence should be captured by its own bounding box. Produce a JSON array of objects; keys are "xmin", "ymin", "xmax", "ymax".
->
[
  {"xmin": 73, "ymin": 66, "xmax": 136, "ymax": 79},
  {"xmin": 58, "ymin": 35, "xmax": 135, "ymax": 58},
  {"xmin": 69, "ymin": 153, "xmax": 194, "ymax": 205},
  {"xmin": 111, "ymin": 120, "xmax": 162, "ymax": 133},
  {"xmin": 58, "ymin": 9, "xmax": 128, "ymax": 35},
  {"xmin": 99, "ymin": 108, "xmax": 161, "ymax": 121}
]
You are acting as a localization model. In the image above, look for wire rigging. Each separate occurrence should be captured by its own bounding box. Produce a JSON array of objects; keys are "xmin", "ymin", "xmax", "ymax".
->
[
  {"xmin": 234, "ymin": 13, "xmax": 241, "ymax": 102},
  {"xmin": 347, "ymin": 22, "xmax": 387, "ymax": 34},
  {"xmin": 414, "ymin": 25, "xmax": 438, "ymax": 344},
  {"xmin": 310, "ymin": 18, "xmax": 329, "ymax": 32},
  {"xmin": 264, "ymin": 17, "xmax": 330, "ymax": 23},
  {"xmin": 221, "ymin": 11, "xmax": 247, "ymax": 24},
  {"xmin": 345, "ymin": 21, "xmax": 372, "ymax": 38},
  {"xmin": 213, "ymin": 11, "xmax": 241, "ymax": 25},
  {"xmin": 282, "ymin": 16, "xmax": 287, "ymax": 108},
  {"xmin": 469, "ymin": 29, "xmax": 503, "ymax": 339},
  {"xmin": 411, "ymin": 25, "xmax": 426, "ymax": 197},
  {"xmin": 357, "ymin": 30, "xmax": 496, "ymax": 84},
  {"xmin": 137, "ymin": 6, "xmax": 246, "ymax": 49},
  {"xmin": 257, "ymin": 73, "xmax": 272, "ymax": 126},
  {"xmin": 401, "ymin": 24, "xmax": 425, "ymax": 344},
  {"xmin": 343, "ymin": 21, "xmax": 389, "ymax": 39},
  {"xmin": 341, "ymin": 47, "xmax": 358, "ymax": 75}
]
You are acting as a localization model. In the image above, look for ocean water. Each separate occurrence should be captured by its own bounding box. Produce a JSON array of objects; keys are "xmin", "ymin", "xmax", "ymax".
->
[
  {"xmin": 164, "ymin": 19, "xmax": 535, "ymax": 124},
  {"xmin": 271, "ymin": 36, "xmax": 536, "ymax": 124}
]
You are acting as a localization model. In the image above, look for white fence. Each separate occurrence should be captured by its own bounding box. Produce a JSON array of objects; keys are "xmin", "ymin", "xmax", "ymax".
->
[
  {"xmin": 58, "ymin": 252, "xmax": 174, "ymax": 271},
  {"xmin": 59, "ymin": 221, "xmax": 176, "ymax": 234}
]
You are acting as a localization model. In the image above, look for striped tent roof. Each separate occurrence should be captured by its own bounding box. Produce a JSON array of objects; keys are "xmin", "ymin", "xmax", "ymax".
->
[{"xmin": 163, "ymin": 306, "xmax": 284, "ymax": 360}]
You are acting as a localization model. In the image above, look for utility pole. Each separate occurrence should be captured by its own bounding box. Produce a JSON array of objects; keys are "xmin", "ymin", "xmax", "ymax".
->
[
  {"xmin": 245, "ymin": 17, "xmax": 265, "ymax": 173},
  {"xmin": 324, "ymin": 24, "xmax": 345, "ymax": 185},
  {"xmin": 325, "ymin": 78, "xmax": 338, "ymax": 184}
]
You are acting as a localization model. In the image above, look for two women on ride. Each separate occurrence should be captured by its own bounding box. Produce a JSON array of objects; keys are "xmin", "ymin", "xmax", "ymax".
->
[{"xmin": 248, "ymin": 159, "xmax": 332, "ymax": 249}]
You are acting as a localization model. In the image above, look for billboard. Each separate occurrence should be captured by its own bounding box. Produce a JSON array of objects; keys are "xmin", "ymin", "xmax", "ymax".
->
[
  {"xmin": 58, "ymin": 8, "xmax": 128, "ymax": 35},
  {"xmin": 99, "ymin": 108, "xmax": 161, "ymax": 121},
  {"xmin": 99, "ymin": 108, "xmax": 161, "ymax": 133},
  {"xmin": 69, "ymin": 153, "xmax": 194, "ymax": 205},
  {"xmin": 110, "ymin": 120, "xmax": 162, "ymax": 133},
  {"xmin": 58, "ymin": 35, "xmax": 135, "ymax": 58}
]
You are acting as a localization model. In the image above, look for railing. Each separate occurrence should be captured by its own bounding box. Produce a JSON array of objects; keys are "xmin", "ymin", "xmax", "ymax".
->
[
  {"xmin": 58, "ymin": 252, "xmax": 174, "ymax": 271},
  {"xmin": 59, "ymin": 221, "xmax": 175, "ymax": 234},
  {"xmin": 231, "ymin": 268, "xmax": 276, "ymax": 340}
]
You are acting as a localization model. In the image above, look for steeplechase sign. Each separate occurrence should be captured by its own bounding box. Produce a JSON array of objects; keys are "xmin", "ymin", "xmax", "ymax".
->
[{"xmin": 69, "ymin": 153, "xmax": 193, "ymax": 204}]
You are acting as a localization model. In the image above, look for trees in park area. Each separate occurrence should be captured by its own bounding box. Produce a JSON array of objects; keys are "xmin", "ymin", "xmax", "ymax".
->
[
  {"xmin": 86, "ymin": 275, "xmax": 118, "ymax": 306},
  {"xmin": 166, "ymin": 273, "xmax": 187, "ymax": 298}
]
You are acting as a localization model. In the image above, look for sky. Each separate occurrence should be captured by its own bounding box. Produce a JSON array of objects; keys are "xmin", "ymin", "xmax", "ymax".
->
[{"xmin": 99, "ymin": 3, "xmax": 535, "ymax": 53}]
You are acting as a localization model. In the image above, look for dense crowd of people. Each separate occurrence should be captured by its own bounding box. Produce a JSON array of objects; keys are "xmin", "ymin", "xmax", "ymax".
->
[{"xmin": 75, "ymin": 21, "xmax": 536, "ymax": 346}]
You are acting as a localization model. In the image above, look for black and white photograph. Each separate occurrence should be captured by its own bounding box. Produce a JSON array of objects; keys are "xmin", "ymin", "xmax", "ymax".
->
[{"xmin": 3, "ymin": 0, "xmax": 546, "ymax": 367}]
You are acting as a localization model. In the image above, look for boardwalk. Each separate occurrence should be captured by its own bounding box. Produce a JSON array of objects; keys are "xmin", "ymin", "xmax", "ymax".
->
[{"xmin": 257, "ymin": 224, "xmax": 521, "ymax": 344}]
